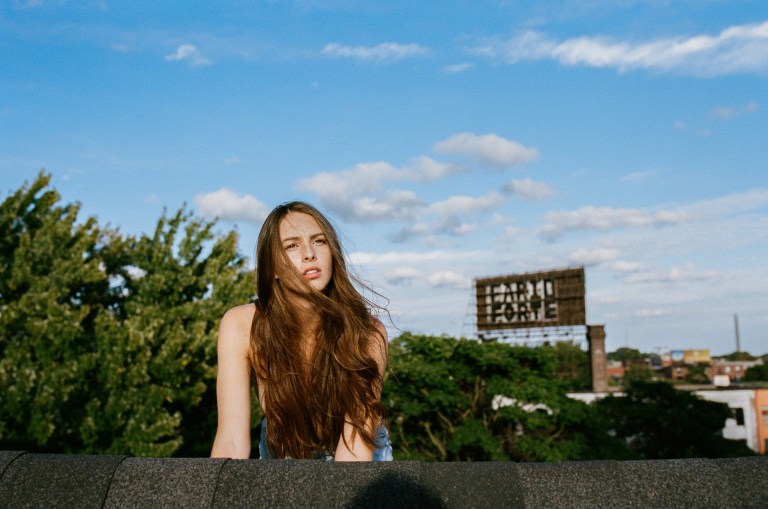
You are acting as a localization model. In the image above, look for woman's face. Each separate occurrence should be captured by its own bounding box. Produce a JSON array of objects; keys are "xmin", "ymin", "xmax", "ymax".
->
[{"xmin": 278, "ymin": 211, "xmax": 333, "ymax": 292}]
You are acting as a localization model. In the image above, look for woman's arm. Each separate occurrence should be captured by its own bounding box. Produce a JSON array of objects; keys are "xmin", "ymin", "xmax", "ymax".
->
[
  {"xmin": 334, "ymin": 320, "xmax": 388, "ymax": 462},
  {"xmin": 210, "ymin": 304, "xmax": 255, "ymax": 459}
]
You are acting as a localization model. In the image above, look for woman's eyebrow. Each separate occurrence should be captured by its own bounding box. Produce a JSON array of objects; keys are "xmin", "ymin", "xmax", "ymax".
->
[{"xmin": 281, "ymin": 232, "xmax": 324, "ymax": 243}]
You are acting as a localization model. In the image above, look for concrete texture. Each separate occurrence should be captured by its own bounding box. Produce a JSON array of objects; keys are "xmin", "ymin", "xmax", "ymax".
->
[
  {"xmin": 0, "ymin": 452, "xmax": 125, "ymax": 508},
  {"xmin": 104, "ymin": 457, "xmax": 227, "ymax": 509},
  {"xmin": 0, "ymin": 451, "xmax": 25, "ymax": 479},
  {"xmin": 1, "ymin": 452, "xmax": 766, "ymax": 508}
]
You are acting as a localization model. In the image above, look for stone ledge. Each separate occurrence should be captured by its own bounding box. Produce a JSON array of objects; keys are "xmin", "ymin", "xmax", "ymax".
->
[{"xmin": 0, "ymin": 452, "xmax": 766, "ymax": 508}]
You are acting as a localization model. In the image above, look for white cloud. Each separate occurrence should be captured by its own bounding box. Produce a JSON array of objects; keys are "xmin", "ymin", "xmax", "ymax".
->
[
  {"xmin": 296, "ymin": 157, "xmax": 466, "ymax": 223},
  {"xmin": 165, "ymin": 44, "xmax": 212, "ymax": 66},
  {"xmin": 434, "ymin": 132, "xmax": 539, "ymax": 168},
  {"xmin": 540, "ymin": 205, "xmax": 688, "ymax": 241},
  {"xmin": 350, "ymin": 190, "xmax": 423, "ymax": 222},
  {"xmin": 429, "ymin": 192, "xmax": 504, "ymax": 216},
  {"xmin": 568, "ymin": 247, "xmax": 620, "ymax": 266},
  {"xmin": 297, "ymin": 138, "xmax": 530, "ymax": 242},
  {"xmin": 389, "ymin": 191, "xmax": 504, "ymax": 242},
  {"xmin": 408, "ymin": 156, "xmax": 466, "ymax": 181},
  {"xmin": 297, "ymin": 161, "xmax": 421, "ymax": 221},
  {"xmin": 322, "ymin": 42, "xmax": 429, "ymax": 62},
  {"xmin": 611, "ymin": 260, "xmax": 646, "ymax": 273},
  {"xmin": 443, "ymin": 62, "xmax": 474, "ymax": 74},
  {"xmin": 623, "ymin": 262, "xmax": 720, "ymax": 285},
  {"xmin": 709, "ymin": 101, "xmax": 761, "ymax": 120},
  {"xmin": 224, "ymin": 156, "xmax": 240, "ymax": 165},
  {"xmin": 475, "ymin": 20, "xmax": 768, "ymax": 76},
  {"xmin": 384, "ymin": 266, "xmax": 421, "ymax": 286},
  {"xmin": 621, "ymin": 169, "xmax": 657, "ymax": 182},
  {"xmin": 634, "ymin": 308, "xmax": 669, "ymax": 318},
  {"xmin": 501, "ymin": 225, "xmax": 523, "ymax": 241},
  {"xmin": 427, "ymin": 270, "xmax": 471, "ymax": 289},
  {"xmin": 194, "ymin": 188, "xmax": 269, "ymax": 223},
  {"xmin": 503, "ymin": 177, "xmax": 555, "ymax": 200},
  {"xmin": 684, "ymin": 188, "xmax": 768, "ymax": 219},
  {"xmin": 351, "ymin": 249, "xmax": 477, "ymax": 266}
]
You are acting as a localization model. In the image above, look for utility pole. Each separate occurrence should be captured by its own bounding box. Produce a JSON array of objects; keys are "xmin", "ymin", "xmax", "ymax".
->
[{"xmin": 734, "ymin": 313, "xmax": 741, "ymax": 353}]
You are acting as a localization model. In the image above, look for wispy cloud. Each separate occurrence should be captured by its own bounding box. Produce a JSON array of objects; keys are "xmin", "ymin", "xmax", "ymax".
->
[
  {"xmin": 709, "ymin": 101, "xmax": 760, "ymax": 120},
  {"xmin": 503, "ymin": 177, "xmax": 555, "ymax": 200},
  {"xmin": 473, "ymin": 20, "xmax": 768, "ymax": 76},
  {"xmin": 194, "ymin": 188, "xmax": 269, "ymax": 223},
  {"xmin": 322, "ymin": 42, "xmax": 429, "ymax": 62},
  {"xmin": 623, "ymin": 262, "xmax": 721, "ymax": 285},
  {"xmin": 384, "ymin": 266, "xmax": 421, "ymax": 286},
  {"xmin": 540, "ymin": 205, "xmax": 688, "ymax": 240},
  {"xmin": 683, "ymin": 188, "xmax": 768, "ymax": 219},
  {"xmin": 433, "ymin": 132, "xmax": 539, "ymax": 168},
  {"xmin": 391, "ymin": 192, "xmax": 505, "ymax": 242},
  {"xmin": 165, "ymin": 44, "xmax": 212, "ymax": 66},
  {"xmin": 442, "ymin": 62, "xmax": 474, "ymax": 74},
  {"xmin": 634, "ymin": 308, "xmax": 669, "ymax": 318},
  {"xmin": 427, "ymin": 270, "xmax": 471, "ymax": 289},
  {"xmin": 297, "ymin": 158, "xmax": 464, "ymax": 222},
  {"xmin": 351, "ymin": 250, "xmax": 476, "ymax": 266},
  {"xmin": 297, "ymin": 132, "xmax": 540, "ymax": 242},
  {"xmin": 621, "ymin": 169, "xmax": 657, "ymax": 182},
  {"xmin": 568, "ymin": 247, "xmax": 621, "ymax": 266}
]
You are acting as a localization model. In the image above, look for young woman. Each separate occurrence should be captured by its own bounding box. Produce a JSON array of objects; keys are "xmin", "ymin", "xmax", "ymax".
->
[{"xmin": 211, "ymin": 201, "xmax": 391, "ymax": 461}]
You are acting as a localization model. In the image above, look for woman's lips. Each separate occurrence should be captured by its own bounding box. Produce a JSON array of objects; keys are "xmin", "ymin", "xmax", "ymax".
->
[{"xmin": 303, "ymin": 267, "xmax": 321, "ymax": 280}]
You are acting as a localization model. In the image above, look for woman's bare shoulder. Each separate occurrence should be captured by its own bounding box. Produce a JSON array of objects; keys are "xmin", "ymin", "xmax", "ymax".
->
[
  {"xmin": 223, "ymin": 302, "xmax": 257, "ymax": 323},
  {"xmin": 219, "ymin": 303, "xmax": 257, "ymax": 351}
]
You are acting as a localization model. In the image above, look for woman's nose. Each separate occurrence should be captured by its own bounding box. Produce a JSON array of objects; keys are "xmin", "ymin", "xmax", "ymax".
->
[{"xmin": 303, "ymin": 245, "xmax": 316, "ymax": 261}]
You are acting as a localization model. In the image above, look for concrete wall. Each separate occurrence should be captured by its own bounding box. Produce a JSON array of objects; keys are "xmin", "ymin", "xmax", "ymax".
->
[
  {"xmin": 695, "ymin": 390, "xmax": 757, "ymax": 451},
  {"xmin": 1, "ymin": 451, "xmax": 766, "ymax": 508}
]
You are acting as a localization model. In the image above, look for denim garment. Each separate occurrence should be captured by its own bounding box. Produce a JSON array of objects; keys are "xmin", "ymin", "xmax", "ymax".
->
[{"xmin": 259, "ymin": 418, "xmax": 393, "ymax": 461}]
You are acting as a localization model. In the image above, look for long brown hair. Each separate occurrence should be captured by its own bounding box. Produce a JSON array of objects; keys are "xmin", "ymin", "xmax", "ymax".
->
[{"xmin": 250, "ymin": 201, "xmax": 386, "ymax": 459}]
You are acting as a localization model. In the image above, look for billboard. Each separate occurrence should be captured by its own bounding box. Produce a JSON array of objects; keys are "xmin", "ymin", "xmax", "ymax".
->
[
  {"xmin": 670, "ymin": 349, "xmax": 711, "ymax": 364},
  {"xmin": 684, "ymin": 349, "xmax": 711, "ymax": 364},
  {"xmin": 475, "ymin": 267, "xmax": 586, "ymax": 331}
]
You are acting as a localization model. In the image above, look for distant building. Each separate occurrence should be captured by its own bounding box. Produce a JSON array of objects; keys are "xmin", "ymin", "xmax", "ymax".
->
[
  {"xmin": 608, "ymin": 347, "xmax": 764, "ymax": 386},
  {"xmin": 606, "ymin": 360, "xmax": 625, "ymax": 381},
  {"xmin": 568, "ymin": 388, "xmax": 768, "ymax": 454},
  {"xmin": 694, "ymin": 390, "xmax": 758, "ymax": 452},
  {"xmin": 756, "ymin": 389, "xmax": 768, "ymax": 455},
  {"xmin": 708, "ymin": 358, "xmax": 764, "ymax": 383}
]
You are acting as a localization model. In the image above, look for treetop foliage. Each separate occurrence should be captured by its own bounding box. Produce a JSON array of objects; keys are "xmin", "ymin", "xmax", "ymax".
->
[
  {"xmin": 0, "ymin": 172, "xmax": 253, "ymax": 456},
  {"xmin": 385, "ymin": 333, "xmax": 633, "ymax": 462},
  {"xmin": 720, "ymin": 351, "xmax": 758, "ymax": 361}
]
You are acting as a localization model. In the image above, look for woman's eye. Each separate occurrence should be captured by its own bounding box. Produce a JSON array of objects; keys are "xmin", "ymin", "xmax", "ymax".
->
[
  {"xmin": 284, "ymin": 243, "xmax": 298, "ymax": 250},
  {"xmin": 313, "ymin": 238, "xmax": 326, "ymax": 245}
]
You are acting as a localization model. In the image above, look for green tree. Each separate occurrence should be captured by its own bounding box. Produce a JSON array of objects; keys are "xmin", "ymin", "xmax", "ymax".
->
[
  {"xmin": 0, "ymin": 173, "xmax": 254, "ymax": 456},
  {"xmin": 623, "ymin": 364, "xmax": 654, "ymax": 385},
  {"xmin": 683, "ymin": 365, "xmax": 710, "ymax": 385},
  {"xmin": 721, "ymin": 351, "xmax": 757, "ymax": 361},
  {"xmin": 384, "ymin": 333, "xmax": 633, "ymax": 462},
  {"xmin": 0, "ymin": 172, "xmax": 110, "ymax": 451},
  {"xmin": 596, "ymin": 381, "xmax": 754, "ymax": 459},
  {"xmin": 549, "ymin": 340, "xmax": 591, "ymax": 392},
  {"xmin": 743, "ymin": 363, "xmax": 768, "ymax": 382},
  {"xmin": 83, "ymin": 208, "xmax": 254, "ymax": 456},
  {"xmin": 607, "ymin": 347, "xmax": 647, "ymax": 364}
]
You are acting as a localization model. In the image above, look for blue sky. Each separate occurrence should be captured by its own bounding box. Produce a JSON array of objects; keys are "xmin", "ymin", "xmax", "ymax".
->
[{"xmin": 2, "ymin": 0, "xmax": 767, "ymax": 355}]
